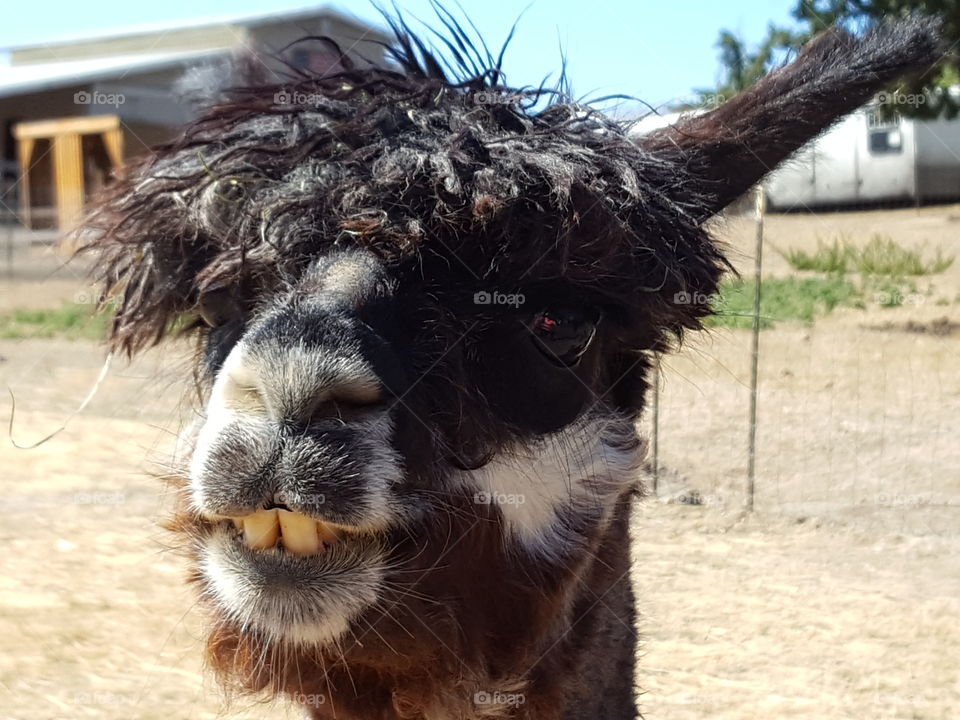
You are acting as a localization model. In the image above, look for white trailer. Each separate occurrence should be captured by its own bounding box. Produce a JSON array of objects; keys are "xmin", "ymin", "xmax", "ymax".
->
[
  {"xmin": 630, "ymin": 107, "xmax": 960, "ymax": 209},
  {"xmin": 765, "ymin": 108, "xmax": 960, "ymax": 208}
]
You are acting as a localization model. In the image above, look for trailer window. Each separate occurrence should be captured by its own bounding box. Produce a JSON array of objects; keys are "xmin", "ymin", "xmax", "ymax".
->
[{"xmin": 869, "ymin": 128, "xmax": 903, "ymax": 154}]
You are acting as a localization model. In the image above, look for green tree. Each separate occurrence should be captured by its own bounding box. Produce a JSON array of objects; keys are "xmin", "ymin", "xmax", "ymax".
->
[
  {"xmin": 700, "ymin": 0, "xmax": 960, "ymax": 117},
  {"xmin": 682, "ymin": 25, "xmax": 800, "ymax": 110},
  {"xmin": 800, "ymin": 0, "xmax": 960, "ymax": 117},
  {"xmin": 793, "ymin": 0, "xmax": 857, "ymax": 30}
]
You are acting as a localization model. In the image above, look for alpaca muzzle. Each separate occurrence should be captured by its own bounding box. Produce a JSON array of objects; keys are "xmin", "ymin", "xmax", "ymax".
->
[{"xmin": 187, "ymin": 252, "xmax": 410, "ymax": 532}]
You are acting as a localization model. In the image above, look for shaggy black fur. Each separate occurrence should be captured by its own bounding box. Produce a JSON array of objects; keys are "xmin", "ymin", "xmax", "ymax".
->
[
  {"xmin": 80, "ymin": 23, "xmax": 733, "ymax": 357},
  {"xmin": 80, "ymin": 15, "xmax": 940, "ymax": 362}
]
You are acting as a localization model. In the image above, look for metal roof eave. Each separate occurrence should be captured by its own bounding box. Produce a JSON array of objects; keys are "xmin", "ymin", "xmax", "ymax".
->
[{"xmin": 0, "ymin": 49, "xmax": 229, "ymax": 100}]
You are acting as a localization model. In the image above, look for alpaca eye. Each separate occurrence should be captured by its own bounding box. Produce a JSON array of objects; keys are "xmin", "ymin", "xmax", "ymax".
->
[
  {"xmin": 198, "ymin": 285, "xmax": 243, "ymax": 328},
  {"xmin": 529, "ymin": 308, "xmax": 599, "ymax": 367}
]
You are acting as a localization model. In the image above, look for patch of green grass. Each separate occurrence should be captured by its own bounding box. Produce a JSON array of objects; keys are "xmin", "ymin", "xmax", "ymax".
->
[
  {"xmin": 0, "ymin": 304, "xmax": 110, "ymax": 340},
  {"xmin": 708, "ymin": 276, "xmax": 861, "ymax": 329},
  {"xmin": 781, "ymin": 234, "xmax": 953, "ymax": 276},
  {"xmin": 782, "ymin": 237, "xmax": 854, "ymax": 273},
  {"xmin": 857, "ymin": 235, "xmax": 953, "ymax": 276}
]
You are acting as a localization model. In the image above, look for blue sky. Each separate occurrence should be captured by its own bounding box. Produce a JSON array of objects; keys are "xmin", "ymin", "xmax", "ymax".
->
[{"xmin": 0, "ymin": 1, "xmax": 800, "ymax": 109}]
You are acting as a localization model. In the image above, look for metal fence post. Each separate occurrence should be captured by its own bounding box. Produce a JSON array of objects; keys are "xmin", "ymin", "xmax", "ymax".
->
[
  {"xmin": 650, "ymin": 355, "xmax": 660, "ymax": 496},
  {"xmin": 746, "ymin": 185, "xmax": 765, "ymax": 512}
]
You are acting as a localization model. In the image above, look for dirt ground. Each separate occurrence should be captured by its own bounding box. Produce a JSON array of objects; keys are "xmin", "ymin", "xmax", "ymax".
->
[{"xmin": 0, "ymin": 205, "xmax": 958, "ymax": 719}]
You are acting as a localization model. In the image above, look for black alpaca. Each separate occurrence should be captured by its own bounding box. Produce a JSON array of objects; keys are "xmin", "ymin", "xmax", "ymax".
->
[{"xmin": 82, "ymin": 15, "xmax": 939, "ymax": 719}]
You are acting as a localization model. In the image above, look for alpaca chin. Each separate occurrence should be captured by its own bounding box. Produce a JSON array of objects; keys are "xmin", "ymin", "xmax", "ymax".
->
[{"xmin": 199, "ymin": 525, "xmax": 386, "ymax": 647}]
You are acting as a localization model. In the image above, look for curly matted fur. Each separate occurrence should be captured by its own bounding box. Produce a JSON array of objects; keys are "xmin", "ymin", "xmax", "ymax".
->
[{"xmin": 80, "ymin": 17, "xmax": 735, "ymax": 357}]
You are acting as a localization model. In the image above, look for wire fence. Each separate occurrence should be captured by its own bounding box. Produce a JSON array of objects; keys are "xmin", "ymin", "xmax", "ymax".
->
[
  {"xmin": 643, "ymin": 189, "xmax": 959, "ymax": 536},
  {"xmin": 2, "ymin": 186, "xmax": 956, "ymax": 537}
]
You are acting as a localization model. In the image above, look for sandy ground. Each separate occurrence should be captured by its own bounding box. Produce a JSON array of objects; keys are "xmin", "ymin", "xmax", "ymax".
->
[{"xmin": 0, "ymin": 205, "xmax": 958, "ymax": 719}]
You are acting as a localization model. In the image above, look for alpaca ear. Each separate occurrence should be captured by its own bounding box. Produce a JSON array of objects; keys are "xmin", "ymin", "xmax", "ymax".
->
[{"xmin": 639, "ymin": 17, "xmax": 941, "ymax": 221}]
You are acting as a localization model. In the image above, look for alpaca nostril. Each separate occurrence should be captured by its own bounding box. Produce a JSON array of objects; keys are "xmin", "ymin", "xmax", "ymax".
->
[
  {"xmin": 306, "ymin": 398, "xmax": 380, "ymax": 424},
  {"xmin": 293, "ymin": 382, "xmax": 386, "ymax": 425},
  {"xmin": 221, "ymin": 371, "xmax": 267, "ymax": 414}
]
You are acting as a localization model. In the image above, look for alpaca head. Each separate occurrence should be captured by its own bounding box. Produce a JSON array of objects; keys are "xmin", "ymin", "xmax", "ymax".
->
[{"xmin": 83, "ymin": 14, "xmax": 938, "ymax": 717}]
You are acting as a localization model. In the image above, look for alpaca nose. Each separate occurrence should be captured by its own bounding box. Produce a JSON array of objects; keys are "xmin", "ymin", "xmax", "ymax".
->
[
  {"xmin": 215, "ymin": 345, "xmax": 384, "ymax": 427},
  {"xmin": 209, "ymin": 250, "xmax": 402, "ymax": 427},
  {"xmin": 217, "ymin": 311, "xmax": 390, "ymax": 428}
]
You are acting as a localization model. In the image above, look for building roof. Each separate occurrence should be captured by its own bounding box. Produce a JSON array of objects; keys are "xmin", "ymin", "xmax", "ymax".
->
[
  {"xmin": 1, "ymin": 5, "xmax": 389, "ymax": 53},
  {"xmin": 0, "ymin": 49, "xmax": 227, "ymax": 99},
  {"xmin": 0, "ymin": 5, "xmax": 392, "ymax": 101}
]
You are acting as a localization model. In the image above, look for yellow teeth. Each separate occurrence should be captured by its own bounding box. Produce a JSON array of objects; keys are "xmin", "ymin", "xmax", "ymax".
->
[
  {"xmin": 278, "ymin": 509, "xmax": 322, "ymax": 555},
  {"xmin": 230, "ymin": 508, "xmax": 339, "ymax": 556},
  {"xmin": 242, "ymin": 509, "xmax": 280, "ymax": 550}
]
